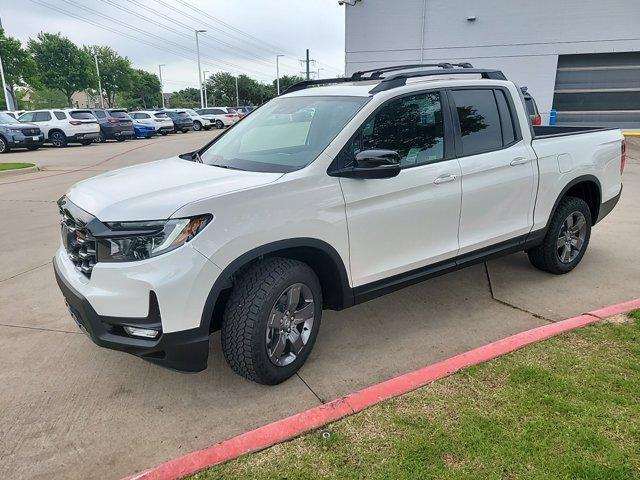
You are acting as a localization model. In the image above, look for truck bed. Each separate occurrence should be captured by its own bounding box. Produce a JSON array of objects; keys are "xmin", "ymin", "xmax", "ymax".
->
[{"xmin": 532, "ymin": 125, "xmax": 618, "ymax": 139}]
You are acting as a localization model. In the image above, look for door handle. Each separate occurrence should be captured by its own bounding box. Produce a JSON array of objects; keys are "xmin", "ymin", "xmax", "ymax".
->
[
  {"xmin": 510, "ymin": 157, "xmax": 529, "ymax": 166},
  {"xmin": 433, "ymin": 173, "xmax": 457, "ymax": 184}
]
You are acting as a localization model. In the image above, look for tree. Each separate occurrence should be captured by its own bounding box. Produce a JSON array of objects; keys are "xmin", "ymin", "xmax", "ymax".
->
[
  {"xmin": 0, "ymin": 29, "xmax": 38, "ymax": 109},
  {"xmin": 20, "ymin": 87, "xmax": 67, "ymax": 110},
  {"xmin": 28, "ymin": 32, "xmax": 94, "ymax": 106},
  {"xmin": 168, "ymin": 87, "xmax": 200, "ymax": 108},
  {"xmin": 85, "ymin": 45, "xmax": 133, "ymax": 107},
  {"xmin": 205, "ymin": 72, "xmax": 274, "ymax": 107},
  {"xmin": 119, "ymin": 69, "xmax": 162, "ymax": 110},
  {"xmin": 272, "ymin": 75, "xmax": 304, "ymax": 97}
]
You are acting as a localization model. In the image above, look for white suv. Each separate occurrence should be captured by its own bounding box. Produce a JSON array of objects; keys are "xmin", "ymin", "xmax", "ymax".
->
[
  {"xmin": 184, "ymin": 109, "xmax": 212, "ymax": 131},
  {"xmin": 195, "ymin": 107, "xmax": 239, "ymax": 129},
  {"xmin": 19, "ymin": 109, "xmax": 100, "ymax": 147},
  {"xmin": 129, "ymin": 111, "xmax": 174, "ymax": 135},
  {"xmin": 54, "ymin": 64, "xmax": 624, "ymax": 385}
]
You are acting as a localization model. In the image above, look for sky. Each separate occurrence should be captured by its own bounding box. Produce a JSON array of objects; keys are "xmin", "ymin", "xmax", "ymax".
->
[{"xmin": 0, "ymin": 0, "xmax": 346, "ymax": 92}]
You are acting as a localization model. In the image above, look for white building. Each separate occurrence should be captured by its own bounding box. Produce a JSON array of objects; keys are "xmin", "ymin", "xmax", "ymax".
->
[{"xmin": 344, "ymin": 0, "xmax": 640, "ymax": 127}]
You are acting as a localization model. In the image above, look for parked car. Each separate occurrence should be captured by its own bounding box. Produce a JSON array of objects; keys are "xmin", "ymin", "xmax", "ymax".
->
[
  {"xmin": 521, "ymin": 87, "xmax": 542, "ymax": 126},
  {"xmin": 184, "ymin": 109, "xmax": 212, "ymax": 131},
  {"xmin": 1, "ymin": 110, "xmax": 26, "ymax": 120},
  {"xmin": 132, "ymin": 120, "xmax": 156, "ymax": 139},
  {"xmin": 54, "ymin": 64, "xmax": 624, "ymax": 385},
  {"xmin": 194, "ymin": 107, "xmax": 239, "ymax": 129},
  {"xmin": 0, "ymin": 111, "xmax": 45, "ymax": 153},
  {"xmin": 235, "ymin": 106, "xmax": 255, "ymax": 116},
  {"xmin": 90, "ymin": 108, "xmax": 135, "ymax": 142},
  {"xmin": 163, "ymin": 110, "xmax": 193, "ymax": 133},
  {"xmin": 129, "ymin": 110, "xmax": 174, "ymax": 135},
  {"xmin": 19, "ymin": 109, "xmax": 99, "ymax": 147}
]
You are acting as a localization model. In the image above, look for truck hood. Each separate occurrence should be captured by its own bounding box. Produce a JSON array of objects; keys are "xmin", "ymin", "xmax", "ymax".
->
[{"xmin": 66, "ymin": 157, "xmax": 283, "ymax": 221}]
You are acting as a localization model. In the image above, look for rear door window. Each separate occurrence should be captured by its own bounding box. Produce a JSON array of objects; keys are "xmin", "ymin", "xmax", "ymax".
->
[
  {"xmin": 450, "ymin": 89, "xmax": 502, "ymax": 156},
  {"xmin": 495, "ymin": 90, "xmax": 516, "ymax": 146},
  {"xmin": 54, "ymin": 111, "xmax": 66, "ymax": 120}
]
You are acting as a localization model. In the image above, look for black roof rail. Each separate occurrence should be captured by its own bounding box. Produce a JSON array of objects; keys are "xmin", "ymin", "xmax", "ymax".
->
[
  {"xmin": 281, "ymin": 63, "xmax": 507, "ymax": 95},
  {"xmin": 368, "ymin": 68, "xmax": 508, "ymax": 93}
]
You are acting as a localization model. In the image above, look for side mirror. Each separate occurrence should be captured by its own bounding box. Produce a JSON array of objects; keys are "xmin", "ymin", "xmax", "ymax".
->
[{"xmin": 331, "ymin": 149, "xmax": 401, "ymax": 179}]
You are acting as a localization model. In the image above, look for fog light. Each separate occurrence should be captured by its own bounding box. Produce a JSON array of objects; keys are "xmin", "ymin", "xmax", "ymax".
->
[{"xmin": 123, "ymin": 326, "xmax": 159, "ymax": 338}]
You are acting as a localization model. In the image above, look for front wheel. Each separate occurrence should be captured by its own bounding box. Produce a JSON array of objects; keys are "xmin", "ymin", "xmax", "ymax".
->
[
  {"xmin": 193, "ymin": 121, "xmax": 202, "ymax": 131},
  {"xmin": 215, "ymin": 120, "xmax": 224, "ymax": 129},
  {"xmin": 527, "ymin": 196, "xmax": 592, "ymax": 274},
  {"xmin": 221, "ymin": 257, "xmax": 322, "ymax": 385},
  {"xmin": 0, "ymin": 136, "xmax": 9, "ymax": 153}
]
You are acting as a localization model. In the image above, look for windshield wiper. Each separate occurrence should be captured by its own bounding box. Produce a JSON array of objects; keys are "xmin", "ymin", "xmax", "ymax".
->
[{"xmin": 210, "ymin": 163, "xmax": 245, "ymax": 171}]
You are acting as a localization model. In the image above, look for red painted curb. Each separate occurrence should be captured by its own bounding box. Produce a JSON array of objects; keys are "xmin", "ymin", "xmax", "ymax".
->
[{"xmin": 124, "ymin": 298, "xmax": 640, "ymax": 480}]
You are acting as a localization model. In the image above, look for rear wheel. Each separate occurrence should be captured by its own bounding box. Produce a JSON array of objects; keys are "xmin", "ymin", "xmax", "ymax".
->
[
  {"xmin": 49, "ymin": 131, "xmax": 67, "ymax": 148},
  {"xmin": 160, "ymin": 131, "xmax": 168, "ymax": 136},
  {"xmin": 527, "ymin": 196, "xmax": 592, "ymax": 274},
  {"xmin": 80, "ymin": 140, "xmax": 92, "ymax": 146},
  {"xmin": 215, "ymin": 120, "xmax": 224, "ymax": 129},
  {"xmin": 116, "ymin": 137, "xmax": 126, "ymax": 142},
  {"xmin": 27, "ymin": 146, "xmax": 39, "ymax": 151},
  {"xmin": 221, "ymin": 257, "xmax": 322, "ymax": 385},
  {"xmin": 193, "ymin": 121, "xmax": 202, "ymax": 131},
  {"xmin": 182, "ymin": 128, "xmax": 189, "ymax": 133}
]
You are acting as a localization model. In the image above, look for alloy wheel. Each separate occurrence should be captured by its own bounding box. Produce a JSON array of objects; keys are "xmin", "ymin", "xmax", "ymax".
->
[
  {"xmin": 265, "ymin": 283, "xmax": 315, "ymax": 367},
  {"xmin": 556, "ymin": 211, "xmax": 587, "ymax": 263},
  {"xmin": 0, "ymin": 137, "xmax": 6, "ymax": 153},
  {"xmin": 51, "ymin": 132, "xmax": 64, "ymax": 147}
]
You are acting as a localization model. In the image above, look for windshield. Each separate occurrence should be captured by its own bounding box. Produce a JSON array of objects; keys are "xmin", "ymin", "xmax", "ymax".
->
[
  {"xmin": 0, "ymin": 112, "xmax": 19, "ymax": 124},
  {"xmin": 200, "ymin": 95, "xmax": 368, "ymax": 173}
]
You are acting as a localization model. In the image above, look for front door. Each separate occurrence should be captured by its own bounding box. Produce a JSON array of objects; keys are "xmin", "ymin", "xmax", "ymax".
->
[{"xmin": 338, "ymin": 90, "xmax": 462, "ymax": 287}]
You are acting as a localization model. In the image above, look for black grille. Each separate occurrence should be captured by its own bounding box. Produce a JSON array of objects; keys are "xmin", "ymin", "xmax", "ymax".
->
[
  {"xmin": 60, "ymin": 207, "xmax": 98, "ymax": 278},
  {"xmin": 20, "ymin": 128, "xmax": 40, "ymax": 136}
]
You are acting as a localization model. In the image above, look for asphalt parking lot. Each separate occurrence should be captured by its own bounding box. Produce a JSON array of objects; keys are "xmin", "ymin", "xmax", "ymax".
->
[{"xmin": 1, "ymin": 134, "xmax": 638, "ymax": 480}]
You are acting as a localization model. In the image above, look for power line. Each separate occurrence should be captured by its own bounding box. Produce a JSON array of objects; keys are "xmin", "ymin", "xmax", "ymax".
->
[{"xmin": 29, "ymin": 0, "xmax": 274, "ymax": 84}]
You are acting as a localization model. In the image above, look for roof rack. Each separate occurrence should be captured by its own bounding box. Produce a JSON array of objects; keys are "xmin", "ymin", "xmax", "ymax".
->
[{"xmin": 281, "ymin": 63, "xmax": 507, "ymax": 95}]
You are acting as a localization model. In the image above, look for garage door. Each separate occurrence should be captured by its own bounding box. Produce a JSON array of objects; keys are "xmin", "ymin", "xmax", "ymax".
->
[{"xmin": 553, "ymin": 52, "xmax": 640, "ymax": 128}]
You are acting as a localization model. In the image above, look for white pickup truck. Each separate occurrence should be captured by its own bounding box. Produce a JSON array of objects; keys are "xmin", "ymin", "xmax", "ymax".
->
[{"xmin": 54, "ymin": 64, "xmax": 624, "ymax": 384}]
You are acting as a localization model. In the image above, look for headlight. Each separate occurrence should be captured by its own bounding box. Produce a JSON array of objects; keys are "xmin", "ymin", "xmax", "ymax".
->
[{"xmin": 96, "ymin": 214, "xmax": 212, "ymax": 262}]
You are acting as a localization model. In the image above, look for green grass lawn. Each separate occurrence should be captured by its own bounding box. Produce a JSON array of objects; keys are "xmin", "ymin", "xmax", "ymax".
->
[
  {"xmin": 192, "ymin": 310, "xmax": 640, "ymax": 480},
  {"xmin": 0, "ymin": 162, "xmax": 34, "ymax": 171}
]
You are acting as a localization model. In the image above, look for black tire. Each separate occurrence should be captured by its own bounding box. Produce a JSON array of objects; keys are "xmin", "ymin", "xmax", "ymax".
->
[
  {"xmin": 160, "ymin": 131, "xmax": 168, "ymax": 136},
  {"xmin": 49, "ymin": 130, "xmax": 67, "ymax": 148},
  {"xmin": 204, "ymin": 126, "xmax": 211, "ymax": 131},
  {"xmin": 116, "ymin": 137, "xmax": 126, "ymax": 142},
  {"xmin": 193, "ymin": 121, "xmax": 202, "ymax": 131},
  {"xmin": 215, "ymin": 120, "xmax": 224, "ymax": 129},
  {"xmin": 221, "ymin": 257, "xmax": 323, "ymax": 385},
  {"xmin": 182, "ymin": 129, "xmax": 189, "ymax": 133},
  {"xmin": 96, "ymin": 131, "xmax": 107, "ymax": 143},
  {"xmin": 0, "ymin": 136, "xmax": 9, "ymax": 153},
  {"xmin": 80, "ymin": 140, "xmax": 92, "ymax": 146},
  {"xmin": 27, "ymin": 146, "xmax": 39, "ymax": 151},
  {"xmin": 527, "ymin": 196, "xmax": 592, "ymax": 274}
]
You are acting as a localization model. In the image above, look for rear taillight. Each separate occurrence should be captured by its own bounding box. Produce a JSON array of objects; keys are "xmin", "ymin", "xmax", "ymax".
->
[
  {"xmin": 108, "ymin": 118, "xmax": 119, "ymax": 123},
  {"xmin": 533, "ymin": 114, "xmax": 542, "ymax": 126},
  {"xmin": 621, "ymin": 139, "xmax": 626, "ymax": 175},
  {"xmin": 225, "ymin": 114, "xmax": 234, "ymax": 118},
  {"xmin": 69, "ymin": 120, "xmax": 82, "ymax": 125}
]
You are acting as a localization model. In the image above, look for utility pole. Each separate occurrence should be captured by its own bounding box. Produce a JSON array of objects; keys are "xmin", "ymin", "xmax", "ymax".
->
[
  {"xmin": 276, "ymin": 54, "xmax": 284, "ymax": 95},
  {"xmin": 202, "ymin": 70, "xmax": 209, "ymax": 108},
  {"xmin": 93, "ymin": 54, "xmax": 104, "ymax": 108},
  {"xmin": 195, "ymin": 29, "xmax": 206, "ymax": 109},
  {"xmin": 0, "ymin": 54, "xmax": 12, "ymax": 111},
  {"xmin": 305, "ymin": 49, "xmax": 310, "ymax": 80},
  {"xmin": 158, "ymin": 64, "xmax": 165, "ymax": 108},
  {"xmin": 235, "ymin": 75, "xmax": 239, "ymax": 107}
]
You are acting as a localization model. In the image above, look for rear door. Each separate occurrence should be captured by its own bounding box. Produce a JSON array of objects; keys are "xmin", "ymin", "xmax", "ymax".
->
[
  {"xmin": 338, "ymin": 90, "xmax": 462, "ymax": 287},
  {"xmin": 449, "ymin": 88, "xmax": 536, "ymax": 255},
  {"xmin": 33, "ymin": 111, "xmax": 53, "ymax": 136}
]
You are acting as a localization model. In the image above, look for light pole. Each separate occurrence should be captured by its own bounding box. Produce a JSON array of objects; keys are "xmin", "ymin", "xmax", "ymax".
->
[
  {"xmin": 94, "ymin": 54, "xmax": 104, "ymax": 108},
  {"xmin": 158, "ymin": 64, "xmax": 165, "ymax": 108},
  {"xmin": 235, "ymin": 75, "xmax": 239, "ymax": 107},
  {"xmin": 0, "ymin": 54, "xmax": 12, "ymax": 110},
  {"xmin": 195, "ymin": 29, "xmax": 206, "ymax": 108},
  {"xmin": 276, "ymin": 54, "xmax": 284, "ymax": 95},
  {"xmin": 202, "ymin": 70, "xmax": 209, "ymax": 108},
  {"xmin": 316, "ymin": 68, "xmax": 325, "ymax": 80}
]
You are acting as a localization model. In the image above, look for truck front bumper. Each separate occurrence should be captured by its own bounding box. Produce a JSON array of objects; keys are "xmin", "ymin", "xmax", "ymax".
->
[{"xmin": 53, "ymin": 244, "xmax": 221, "ymax": 372}]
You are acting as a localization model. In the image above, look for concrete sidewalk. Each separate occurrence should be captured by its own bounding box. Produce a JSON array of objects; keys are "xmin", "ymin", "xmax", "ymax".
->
[{"xmin": 0, "ymin": 135, "xmax": 638, "ymax": 480}]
